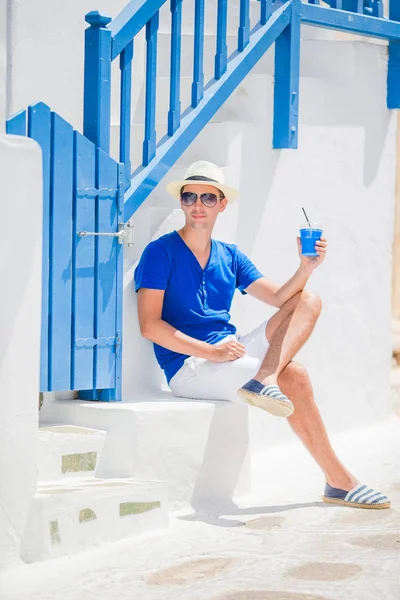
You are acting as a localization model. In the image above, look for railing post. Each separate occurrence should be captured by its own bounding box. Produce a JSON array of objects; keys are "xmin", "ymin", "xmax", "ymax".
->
[
  {"xmin": 120, "ymin": 40, "xmax": 134, "ymax": 189},
  {"xmin": 388, "ymin": 0, "xmax": 400, "ymax": 109},
  {"xmin": 192, "ymin": 0, "xmax": 205, "ymax": 107},
  {"xmin": 238, "ymin": 0, "xmax": 250, "ymax": 52},
  {"xmin": 215, "ymin": 0, "xmax": 228, "ymax": 78},
  {"xmin": 366, "ymin": 1, "xmax": 383, "ymax": 17},
  {"xmin": 83, "ymin": 11, "xmax": 112, "ymax": 153},
  {"xmin": 341, "ymin": 1, "xmax": 363, "ymax": 13},
  {"xmin": 260, "ymin": 0, "xmax": 273, "ymax": 26},
  {"xmin": 168, "ymin": 0, "xmax": 183, "ymax": 135},
  {"xmin": 273, "ymin": 0, "xmax": 301, "ymax": 149},
  {"xmin": 143, "ymin": 12, "xmax": 159, "ymax": 165}
]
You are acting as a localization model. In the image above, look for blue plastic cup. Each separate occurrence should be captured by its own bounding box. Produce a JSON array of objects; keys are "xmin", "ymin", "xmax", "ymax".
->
[{"xmin": 299, "ymin": 221, "xmax": 323, "ymax": 257}]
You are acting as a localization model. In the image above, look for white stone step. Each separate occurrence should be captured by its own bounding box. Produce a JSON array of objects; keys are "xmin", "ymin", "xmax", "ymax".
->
[
  {"xmin": 39, "ymin": 393, "xmax": 293, "ymax": 511},
  {"xmin": 21, "ymin": 478, "xmax": 168, "ymax": 563},
  {"xmin": 38, "ymin": 424, "xmax": 106, "ymax": 482}
]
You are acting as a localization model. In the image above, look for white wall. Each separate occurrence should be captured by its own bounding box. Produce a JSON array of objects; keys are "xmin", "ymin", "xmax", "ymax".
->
[
  {"xmin": 0, "ymin": 134, "xmax": 42, "ymax": 569},
  {"xmin": 0, "ymin": 0, "xmax": 7, "ymax": 132}
]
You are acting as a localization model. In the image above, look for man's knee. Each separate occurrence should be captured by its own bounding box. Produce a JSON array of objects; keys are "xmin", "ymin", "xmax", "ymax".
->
[
  {"xmin": 279, "ymin": 361, "xmax": 310, "ymax": 388},
  {"xmin": 281, "ymin": 290, "xmax": 322, "ymax": 317},
  {"xmin": 302, "ymin": 290, "xmax": 322, "ymax": 316}
]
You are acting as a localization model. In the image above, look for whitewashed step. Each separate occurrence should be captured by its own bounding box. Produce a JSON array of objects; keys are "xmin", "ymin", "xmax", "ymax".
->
[
  {"xmin": 21, "ymin": 478, "xmax": 168, "ymax": 563},
  {"xmin": 39, "ymin": 395, "xmax": 254, "ymax": 511},
  {"xmin": 38, "ymin": 424, "xmax": 106, "ymax": 482}
]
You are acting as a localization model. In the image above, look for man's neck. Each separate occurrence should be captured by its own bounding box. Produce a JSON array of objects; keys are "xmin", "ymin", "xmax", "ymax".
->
[{"xmin": 178, "ymin": 226, "xmax": 212, "ymax": 254}]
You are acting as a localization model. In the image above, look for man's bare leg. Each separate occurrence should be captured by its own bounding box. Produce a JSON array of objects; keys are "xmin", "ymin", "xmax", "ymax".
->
[
  {"xmin": 278, "ymin": 361, "xmax": 358, "ymax": 491},
  {"xmin": 254, "ymin": 290, "xmax": 322, "ymax": 387}
]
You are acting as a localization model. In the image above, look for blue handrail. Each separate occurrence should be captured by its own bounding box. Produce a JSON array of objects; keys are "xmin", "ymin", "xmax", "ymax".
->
[{"xmin": 81, "ymin": 0, "xmax": 400, "ymax": 222}]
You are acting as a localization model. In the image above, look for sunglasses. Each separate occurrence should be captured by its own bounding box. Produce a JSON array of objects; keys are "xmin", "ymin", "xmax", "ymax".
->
[{"xmin": 180, "ymin": 191, "xmax": 223, "ymax": 208}]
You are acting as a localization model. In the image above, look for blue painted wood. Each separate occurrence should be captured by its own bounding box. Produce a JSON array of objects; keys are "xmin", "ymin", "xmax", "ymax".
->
[
  {"xmin": 301, "ymin": 4, "xmax": 400, "ymax": 39},
  {"xmin": 110, "ymin": 0, "xmax": 167, "ymax": 60},
  {"xmin": 143, "ymin": 12, "xmax": 159, "ymax": 166},
  {"xmin": 72, "ymin": 132, "xmax": 96, "ymax": 391},
  {"xmin": 48, "ymin": 113, "xmax": 74, "ymax": 390},
  {"xmin": 192, "ymin": 0, "xmax": 205, "ymax": 107},
  {"xmin": 388, "ymin": 0, "xmax": 400, "ymax": 109},
  {"xmin": 238, "ymin": 0, "xmax": 251, "ymax": 51},
  {"xmin": 93, "ymin": 149, "xmax": 119, "ymax": 393},
  {"xmin": 6, "ymin": 109, "xmax": 27, "ymax": 135},
  {"xmin": 366, "ymin": 1, "xmax": 383, "ymax": 18},
  {"xmin": 273, "ymin": 0, "xmax": 301, "ymax": 149},
  {"xmin": 260, "ymin": 0, "xmax": 273, "ymax": 26},
  {"xmin": 329, "ymin": 1, "xmax": 343, "ymax": 8},
  {"xmin": 28, "ymin": 102, "xmax": 52, "ymax": 392},
  {"xmin": 168, "ymin": 0, "xmax": 183, "ymax": 135},
  {"xmin": 98, "ymin": 164, "xmax": 125, "ymax": 402},
  {"xmin": 120, "ymin": 40, "xmax": 134, "ymax": 189},
  {"xmin": 215, "ymin": 0, "xmax": 228, "ymax": 78},
  {"xmin": 341, "ymin": 0, "xmax": 363, "ymax": 13},
  {"xmin": 124, "ymin": 0, "xmax": 292, "ymax": 220},
  {"xmin": 83, "ymin": 11, "xmax": 112, "ymax": 153}
]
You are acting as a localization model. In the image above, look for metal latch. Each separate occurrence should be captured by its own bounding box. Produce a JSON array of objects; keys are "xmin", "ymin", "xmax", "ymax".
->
[{"xmin": 78, "ymin": 221, "xmax": 134, "ymax": 246}]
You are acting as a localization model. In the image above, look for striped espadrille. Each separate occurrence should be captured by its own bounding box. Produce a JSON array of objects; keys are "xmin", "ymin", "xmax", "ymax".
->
[
  {"xmin": 322, "ymin": 483, "xmax": 391, "ymax": 509},
  {"xmin": 237, "ymin": 379, "xmax": 294, "ymax": 417}
]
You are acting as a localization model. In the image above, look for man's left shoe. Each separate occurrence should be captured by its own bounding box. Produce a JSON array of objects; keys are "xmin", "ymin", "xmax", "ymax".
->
[
  {"xmin": 237, "ymin": 379, "xmax": 294, "ymax": 417},
  {"xmin": 322, "ymin": 482, "xmax": 391, "ymax": 509}
]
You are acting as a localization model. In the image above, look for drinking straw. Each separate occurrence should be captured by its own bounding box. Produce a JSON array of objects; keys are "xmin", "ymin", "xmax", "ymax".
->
[{"xmin": 302, "ymin": 207, "xmax": 311, "ymax": 228}]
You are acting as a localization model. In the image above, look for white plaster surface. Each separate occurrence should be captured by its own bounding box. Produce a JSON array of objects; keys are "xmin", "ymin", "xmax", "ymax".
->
[
  {"xmin": 40, "ymin": 397, "xmax": 252, "ymax": 511},
  {"xmin": 0, "ymin": 134, "xmax": 42, "ymax": 569},
  {"xmin": 37, "ymin": 425, "xmax": 107, "ymax": 482},
  {"xmin": 21, "ymin": 478, "xmax": 168, "ymax": 563},
  {"xmin": 1, "ymin": 417, "xmax": 399, "ymax": 599},
  {"xmin": 0, "ymin": 0, "xmax": 7, "ymax": 132}
]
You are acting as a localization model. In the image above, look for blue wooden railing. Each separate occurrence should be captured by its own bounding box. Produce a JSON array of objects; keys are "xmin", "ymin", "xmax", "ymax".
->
[{"xmin": 81, "ymin": 0, "xmax": 400, "ymax": 226}]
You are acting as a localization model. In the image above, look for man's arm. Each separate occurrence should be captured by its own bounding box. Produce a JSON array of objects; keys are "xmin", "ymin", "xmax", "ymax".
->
[
  {"xmin": 244, "ymin": 266, "xmax": 311, "ymax": 308},
  {"xmin": 138, "ymin": 288, "xmax": 245, "ymax": 361},
  {"xmin": 244, "ymin": 236, "xmax": 327, "ymax": 308}
]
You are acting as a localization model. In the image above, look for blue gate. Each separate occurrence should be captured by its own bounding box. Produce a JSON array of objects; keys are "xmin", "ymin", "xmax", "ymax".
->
[{"xmin": 6, "ymin": 103, "xmax": 123, "ymax": 400}]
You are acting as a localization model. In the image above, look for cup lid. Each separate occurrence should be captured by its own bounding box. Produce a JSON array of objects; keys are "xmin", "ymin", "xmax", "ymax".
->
[{"xmin": 300, "ymin": 221, "xmax": 322, "ymax": 230}]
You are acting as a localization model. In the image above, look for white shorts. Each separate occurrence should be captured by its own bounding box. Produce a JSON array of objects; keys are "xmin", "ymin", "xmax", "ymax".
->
[{"xmin": 169, "ymin": 320, "xmax": 269, "ymax": 402}]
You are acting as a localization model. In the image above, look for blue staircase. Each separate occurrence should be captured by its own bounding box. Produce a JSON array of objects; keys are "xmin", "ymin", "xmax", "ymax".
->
[{"xmin": 6, "ymin": 0, "xmax": 400, "ymax": 399}]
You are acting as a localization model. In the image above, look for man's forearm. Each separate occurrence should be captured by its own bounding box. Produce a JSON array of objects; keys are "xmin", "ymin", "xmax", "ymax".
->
[
  {"xmin": 274, "ymin": 265, "xmax": 311, "ymax": 307},
  {"xmin": 142, "ymin": 319, "xmax": 215, "ymax": 360}
]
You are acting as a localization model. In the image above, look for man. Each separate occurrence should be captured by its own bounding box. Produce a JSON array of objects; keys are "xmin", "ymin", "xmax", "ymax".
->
[{"xmin": 134, "ymin": 160, "xmax": 390, "ymax": 510}]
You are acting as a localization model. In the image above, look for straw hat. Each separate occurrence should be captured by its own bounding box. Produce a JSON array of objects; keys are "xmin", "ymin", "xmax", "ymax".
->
[{"xmin": 165, "ymin": 160, "xmax": 239, "ymax": 203}]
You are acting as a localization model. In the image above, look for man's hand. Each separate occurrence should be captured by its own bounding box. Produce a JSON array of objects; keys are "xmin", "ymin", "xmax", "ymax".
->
[
  {"xmin": 209, "ymin": 340, "xmax": 246, "ymax": 362},
  {"xmin": 297, "ymin": 237, "xmax": 327, "ymax": 274}
]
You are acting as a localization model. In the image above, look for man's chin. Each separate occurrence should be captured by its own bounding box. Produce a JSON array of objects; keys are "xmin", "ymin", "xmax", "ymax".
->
[{"xmin": 189, "ymin": 220, "xmax": 209, "ymax": 229}]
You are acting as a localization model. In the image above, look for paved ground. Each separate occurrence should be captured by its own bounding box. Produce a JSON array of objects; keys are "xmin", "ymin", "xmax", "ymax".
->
[{"xmin": 1, "ymin": 416, "xmax": 399, "ymax": 600}]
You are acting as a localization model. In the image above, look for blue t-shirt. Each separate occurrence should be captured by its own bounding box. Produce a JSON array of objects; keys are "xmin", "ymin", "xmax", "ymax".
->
[{"xmin": 134, "ymin": 230, "xmax": 264, "ymax": 383}]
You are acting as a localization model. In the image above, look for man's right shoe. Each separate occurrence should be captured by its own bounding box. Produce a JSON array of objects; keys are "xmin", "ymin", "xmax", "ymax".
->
[{"xmin": 237, "ymin": 379, "xmax": 294, "ymax": 418}]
